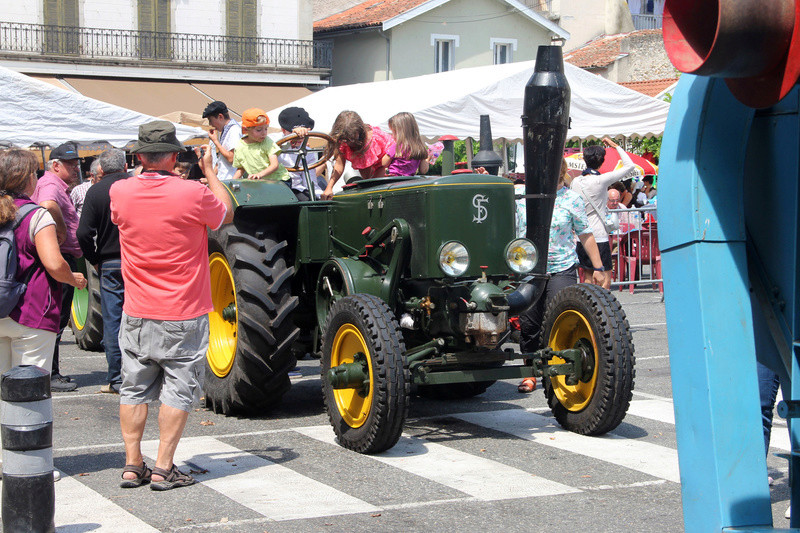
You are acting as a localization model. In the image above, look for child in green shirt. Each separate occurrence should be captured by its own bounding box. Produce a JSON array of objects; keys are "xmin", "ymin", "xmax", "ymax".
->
[{"xmin": 231, "ymin": 108, "xmax": 290, "ymax": 182}]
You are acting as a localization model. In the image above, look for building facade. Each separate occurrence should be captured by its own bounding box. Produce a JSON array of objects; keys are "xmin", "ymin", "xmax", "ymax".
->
[
  {"xmin": 1, "ymin": 0, "xmax": 329, "ymax": 85},
  {"xmin": 314, "ymin": 0, "xmax": 567, "ymax": 86}
]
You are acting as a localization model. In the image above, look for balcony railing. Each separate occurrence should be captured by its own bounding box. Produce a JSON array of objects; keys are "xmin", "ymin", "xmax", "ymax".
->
[
  {"xmin": 0, "ymin": 22, "xmax": 332, "ymax": 70},
  {"xmin": 631, "ymin": 14, "xmax": 663, "ymax": 30}
]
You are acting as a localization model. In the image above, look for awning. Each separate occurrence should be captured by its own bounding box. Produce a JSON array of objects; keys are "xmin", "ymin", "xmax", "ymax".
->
[
  {"xmin": 31, "ymin": 76, "xmax": 313, "ymax": 122},
  {"xmin": 63, "ymin": 78, "xmax": 211, "ymax": 117},
  {"xmin": 192, "ymin": 83, "xmax": 311, "ymax": 118}
]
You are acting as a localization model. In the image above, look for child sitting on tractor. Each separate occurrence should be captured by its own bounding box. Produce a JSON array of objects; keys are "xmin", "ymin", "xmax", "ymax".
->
[
  {"xmin": 320, "ymin": 110, "xmax": 394, "ymax": 200},
  {"xmin": 232, "ymin": 108, "xmax": 291, "ymax": 183}
]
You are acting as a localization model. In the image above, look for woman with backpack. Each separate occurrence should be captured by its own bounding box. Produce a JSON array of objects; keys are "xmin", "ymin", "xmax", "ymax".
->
[{"xmin": 0, "ymin": 149, "xmax": 86, "ymax": 378}]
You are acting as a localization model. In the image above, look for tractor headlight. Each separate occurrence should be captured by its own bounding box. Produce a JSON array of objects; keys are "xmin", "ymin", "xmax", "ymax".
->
[
  {"xmin": 505, "ymin": 239, "xmax": 537, "ymax": 274},
  {"xmin": 438, "ymin": 241, "xmax": 469, "ymax": 277}
]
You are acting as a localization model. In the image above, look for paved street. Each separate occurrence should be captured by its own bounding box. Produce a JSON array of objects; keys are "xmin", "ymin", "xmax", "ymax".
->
[{"xmin": 6, "ymin": 289, "xmax": 792, "ymax": 531}]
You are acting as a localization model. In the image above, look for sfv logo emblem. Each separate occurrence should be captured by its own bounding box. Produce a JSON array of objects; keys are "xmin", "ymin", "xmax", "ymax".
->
[{"xmin": 472, "ymin": 194, "xmax": 489, "ymax": 223}]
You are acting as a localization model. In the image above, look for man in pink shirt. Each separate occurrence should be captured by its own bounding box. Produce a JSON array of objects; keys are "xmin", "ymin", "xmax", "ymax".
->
[
  {"xmin": 110, "ymin": 121, "xmax": 233, "ymax": 491},
  {"xmin": 32, "ymin": 141, "xmax": 83, "ymax": 392}
]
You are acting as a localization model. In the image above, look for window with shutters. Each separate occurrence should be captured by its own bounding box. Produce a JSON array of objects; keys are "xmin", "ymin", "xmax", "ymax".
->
[
  {"xmin": 42, "ymin": 0, "xmax": 79, "ymax": 55},
  {"xmin": 490, "ymin": 38, "xmax": 516, "ymax": 65},
  {"xmin": 431, "ymin": 34, "xmax": 459, "ymax": 73},
  {"xmin": 226, "ymin": 0, "xmax": 258, "ymax": 64},
  {"xmin": 138, "ymin": 0, "xmax": 172, "ymax": 60}
]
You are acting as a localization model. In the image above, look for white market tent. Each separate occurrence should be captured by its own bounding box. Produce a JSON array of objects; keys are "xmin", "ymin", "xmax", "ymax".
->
[
  {"xmin": 0, "ymin": 66, "xmax": 206, "ymax": 149},
  {"xmin": 267, "ymin": 60, "xmax": 670, "ymax": 142}
]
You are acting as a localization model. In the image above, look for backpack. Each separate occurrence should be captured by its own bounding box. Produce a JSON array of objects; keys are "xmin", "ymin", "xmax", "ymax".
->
[{"xmin": 0, "ymin": 203, "xmax": 43, "ymax": 318}]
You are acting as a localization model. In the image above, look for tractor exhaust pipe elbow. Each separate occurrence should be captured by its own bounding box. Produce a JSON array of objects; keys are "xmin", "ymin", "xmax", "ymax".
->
[{"xmin": 507, "ymin": 277, "xmax": 547, "ymax": 315}]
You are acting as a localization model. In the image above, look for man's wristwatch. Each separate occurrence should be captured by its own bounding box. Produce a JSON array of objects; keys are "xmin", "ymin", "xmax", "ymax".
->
[{"xmin": 595, "ymin": 266, "xmax": 606, "ymax": 272}]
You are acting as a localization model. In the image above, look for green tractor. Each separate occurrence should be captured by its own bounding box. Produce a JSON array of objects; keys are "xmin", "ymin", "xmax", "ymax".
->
[{"xmin": 204, "ymin": 45, "xmax": 635, "ymax": 453}]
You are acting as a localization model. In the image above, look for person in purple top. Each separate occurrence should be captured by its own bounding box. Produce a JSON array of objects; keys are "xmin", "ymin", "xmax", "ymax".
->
[
  {"xmin": 31, "ymin": 142, "xmax": 83, "ymax": 391},
  {"xmin": 383, "ymin": 112, "xmax": 430, "ymax": 177},
  {"xmin": 0, "ymin": 150, "xmax": 86, "ymax": 388}
]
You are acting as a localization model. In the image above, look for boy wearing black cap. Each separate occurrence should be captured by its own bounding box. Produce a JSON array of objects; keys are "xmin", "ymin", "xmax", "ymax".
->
[
  {"xmin": 277, "ymin": 107, "xmax": 326, "ymax": 201},
  {"xmin": 200, "ymin": 101, "xmax": 241, "ymax": 180}
]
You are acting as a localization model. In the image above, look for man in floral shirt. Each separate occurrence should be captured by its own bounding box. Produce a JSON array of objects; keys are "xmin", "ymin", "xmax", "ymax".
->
[{"xmin": 517, "ymin": 161, "xmax": 604, "ymax": 393}]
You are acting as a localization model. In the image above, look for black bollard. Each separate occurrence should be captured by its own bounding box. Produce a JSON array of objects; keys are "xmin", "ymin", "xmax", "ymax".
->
[{"xmin": 1, "ymin": 365, "xmax": 55, "ymax": 533}]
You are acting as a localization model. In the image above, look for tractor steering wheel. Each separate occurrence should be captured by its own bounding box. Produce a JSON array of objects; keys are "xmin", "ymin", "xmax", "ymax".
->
[{"xmin": 276, "ymin": 132, "xmax": 334, "ymax": 172}]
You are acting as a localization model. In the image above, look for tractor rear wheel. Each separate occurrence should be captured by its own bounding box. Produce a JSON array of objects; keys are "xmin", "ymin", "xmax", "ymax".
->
[
  {"xmin": 70, "ymin": 262, "xmax": 103, "ymax": 351},
  {"xmin": 321, "ymin": 294, "xmax": 409, "ymax": 453},
  {"xmin": 205, "ymin": 225, "xmax": 299, "ymax": 415},
  {"xmin": 542, "ymin": 283, "xmax": 635, "ymax": 435}
]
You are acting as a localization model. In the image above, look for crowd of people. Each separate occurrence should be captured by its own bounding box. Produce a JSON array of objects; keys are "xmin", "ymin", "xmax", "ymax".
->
[{"xmin": 0, "ymin": 101, "xmax": 441, "ymax": 491}]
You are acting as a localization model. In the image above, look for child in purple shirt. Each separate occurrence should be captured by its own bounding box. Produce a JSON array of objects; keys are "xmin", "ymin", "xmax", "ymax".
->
[{"xmin": 383, "ymin": 112, "xmax": 430, "ymax": 177}]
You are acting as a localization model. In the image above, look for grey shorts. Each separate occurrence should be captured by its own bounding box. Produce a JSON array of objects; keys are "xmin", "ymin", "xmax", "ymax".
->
[{"xmin": 118, "ymin": 312, "xmax": 209, "ymax": 412}]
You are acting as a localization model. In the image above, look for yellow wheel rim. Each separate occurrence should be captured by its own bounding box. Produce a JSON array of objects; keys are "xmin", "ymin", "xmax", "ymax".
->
[
  {"xmin": 547, "ymin": 309, "xmax": 599, "ymax": 412},
  {"xmin": 331, "ymin": 324, "xmax": 374, "ymax": 428},
  {"xmin": 207, "ymin": 252, "xmax": 238, "ymax": 378}
]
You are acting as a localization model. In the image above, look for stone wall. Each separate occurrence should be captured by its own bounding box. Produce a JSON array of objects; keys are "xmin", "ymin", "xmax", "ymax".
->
[{"xmin": 624, "ymin": 31, "xmax": 678, "ymax": 82}]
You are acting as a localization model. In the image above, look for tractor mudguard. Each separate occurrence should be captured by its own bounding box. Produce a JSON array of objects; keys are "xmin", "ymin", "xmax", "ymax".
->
[{"xmin": 222, "ymin": 179, "xmax": 298, "ymax": 209}]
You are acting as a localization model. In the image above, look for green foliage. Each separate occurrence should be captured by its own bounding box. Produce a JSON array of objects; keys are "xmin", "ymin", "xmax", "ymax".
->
[{"xmin": 628, "ymin": 136, "xmax": 662, "ymax": 163}]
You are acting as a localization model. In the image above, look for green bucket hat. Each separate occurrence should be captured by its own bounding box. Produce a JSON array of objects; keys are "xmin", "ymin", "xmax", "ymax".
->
[{"xmin": 130, "ymin": 120, "xmax": 184, "ymax": 153}]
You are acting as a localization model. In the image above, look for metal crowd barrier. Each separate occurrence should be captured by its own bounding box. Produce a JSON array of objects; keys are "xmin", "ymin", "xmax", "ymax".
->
[{"xmin": 607, "ymin": 205, "xmax": 662, "ymax": 292}]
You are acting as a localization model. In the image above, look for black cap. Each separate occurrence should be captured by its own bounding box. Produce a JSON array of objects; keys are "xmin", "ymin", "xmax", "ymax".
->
[
  {"xmin": 202, "ymin": 101, "xmax": 228, "ymax": 118},
  {"xmin": 278, "ymin": 107, "xmax": 314, "ymax": 131},
  {"xmin": 48, "ymin": 142, "xmax": 79, "ymax": 161}
]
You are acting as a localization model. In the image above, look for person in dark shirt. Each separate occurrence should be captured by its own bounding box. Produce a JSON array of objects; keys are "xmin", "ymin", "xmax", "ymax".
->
[{"xmin": 76, "ymin": 148, "xmax": 128, "ymax": 394}]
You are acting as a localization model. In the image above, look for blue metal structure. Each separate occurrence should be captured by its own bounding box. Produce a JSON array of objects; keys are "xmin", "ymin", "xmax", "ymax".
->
[{"xmin": 661, "ymin": 70, "xmax": 800, "ymax": 531}]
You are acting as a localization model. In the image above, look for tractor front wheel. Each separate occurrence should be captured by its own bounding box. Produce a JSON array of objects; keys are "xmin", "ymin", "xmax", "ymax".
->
[
  {"xmin": 321, "ymin": 294, "xmax": 409, "ymax": 454},
  {"xmin": 542, "ymin": 283, "xmax": 635, "ymax": 435},
  {"xmin": 204, "ymin": 225, "xmax": 299, "ymax": 414}
]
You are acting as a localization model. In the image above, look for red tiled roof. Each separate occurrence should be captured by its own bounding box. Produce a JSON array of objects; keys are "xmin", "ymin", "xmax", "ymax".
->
[
  {"xmin": 619, "ymin": 78, "xmax": 678, "ymax": 97},
  {"xmin": 314, "ymin": 0, "xmax": 429, "ymax": 33},
  {"xmin": 565, "ymin": 29, "xmax": 661, "ymax": 69}
]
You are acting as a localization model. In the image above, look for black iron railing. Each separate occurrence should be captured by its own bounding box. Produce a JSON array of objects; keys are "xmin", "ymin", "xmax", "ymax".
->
[
  {"xmin": 0, "ymin": 22, "xmax": 332, "ymax": 69},
  {"xmin": 631, "ymin": 14, "xmax": 663, "ymax": 30}
]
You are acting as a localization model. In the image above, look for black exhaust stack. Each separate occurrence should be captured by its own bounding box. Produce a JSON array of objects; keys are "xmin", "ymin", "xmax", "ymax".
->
[
  {"xmin": 508, "ymin": 45, "xmax": 571, "ymax": 314},
  {"xmin": 523, "ymin": 45, "xmax": 570, "ymax": 273},
  {"xmin": 471, "ymin": 115, "xmax": 503, "ymax": 175}
]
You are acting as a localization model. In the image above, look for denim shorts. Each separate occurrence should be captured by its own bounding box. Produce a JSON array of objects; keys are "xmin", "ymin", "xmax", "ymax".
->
[{"xmin": 118, "ymin": 313, "xmax": 209, "ymax": 412}]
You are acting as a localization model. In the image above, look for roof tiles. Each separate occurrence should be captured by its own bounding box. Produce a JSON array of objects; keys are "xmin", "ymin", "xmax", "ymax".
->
[
  {"xmin": 565, "ymin": 29, "xmax": 661, "ymax": 69},
  {"xmin": 314, "ymin": 0, "xmax": 429, "ymax": 33},
  {"xmin": 619, "ymin": 78, "xmax": 678, "ymax": 97}
]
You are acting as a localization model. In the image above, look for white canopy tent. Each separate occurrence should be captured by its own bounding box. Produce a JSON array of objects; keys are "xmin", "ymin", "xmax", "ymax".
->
[
  {"xmin": 0, "ymin": 66, "xmax": 206, "ymax": 149},
  {"xmin": 267, "ymin": 60, "xmax": 669, "ymax": 142}
]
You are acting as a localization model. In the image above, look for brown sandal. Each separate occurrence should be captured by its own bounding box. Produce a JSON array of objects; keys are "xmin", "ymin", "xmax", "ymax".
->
[
  {"xmin": 150, "ymin": 464, "xmax": 196, "ymax": 491},
  {"xmin": 518, "ymin": 377, "xmax": 537, "ymax": 393},
  {"xmin": 120, "ymin": 462, "xmax": 151, "ymax": 488}
]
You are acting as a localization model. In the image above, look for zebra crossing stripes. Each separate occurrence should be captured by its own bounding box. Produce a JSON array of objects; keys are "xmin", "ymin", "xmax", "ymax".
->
[
  {"xmin": 626, "ymin": 399, "xmax": 676, "ymax": 425},
  {"xmin": 295, "ymin": 425, "xmax": 580, "ymax": 500},
  {"xmin": 454, "ymin": 409, "xmax": 682, "ymax": 483},
  {"xmin": 141, "ymin": 437, "xmax": 379, "ymax": 521},
  {"xmin": 54, "ymin": 472, "xmax": 159, "ymax": 532}
]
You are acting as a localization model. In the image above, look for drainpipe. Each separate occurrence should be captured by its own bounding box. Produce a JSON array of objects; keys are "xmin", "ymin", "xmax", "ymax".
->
[{"xmin": 378, "ymin": 27, "xmax": 390, "ymax": 80}]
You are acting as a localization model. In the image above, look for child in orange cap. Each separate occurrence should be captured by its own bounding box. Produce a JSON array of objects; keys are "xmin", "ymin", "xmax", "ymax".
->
[{"xmin": 231, "ymin": 108, "xmax": 290, "ymax": 182}]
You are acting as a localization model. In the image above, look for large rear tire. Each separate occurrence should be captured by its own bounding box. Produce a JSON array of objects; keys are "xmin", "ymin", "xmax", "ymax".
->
[
  {"xmin": 70, "ymin": 262, "xmax": 103, "ymax": 351},
  {"xmin": 321, "ymin": 294, "xmax": 409, "ymax": 453},
  {"xmin": 542, "ymin": 284, "xmax": 635, "ymax": 435},
  {"xmin": 205, "ymin": 224, "xmax": 299, "ymax": 415}
]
